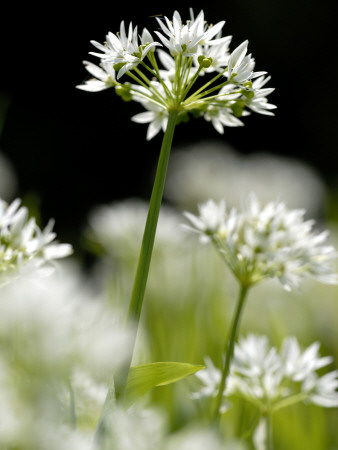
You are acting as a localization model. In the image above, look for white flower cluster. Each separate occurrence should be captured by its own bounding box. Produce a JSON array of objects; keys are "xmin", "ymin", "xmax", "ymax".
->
[
  {"xmin": 164, "ymin": 141, "xmax": 327, "ymax": 219},
  {"xmin": 86, "ymin": 198, "xmax": 185, "ymax": 261},
  {"xmin": 0, "ymin": 198, "xmax": 73, "ymax": 285},
  {"xmin": 97, "ymin": 405, "xmax": 244, "ymax": 450},
  {"xmin": 184, "ymin": 193, "xmax": 338, "ymax": 291},
  {"xmin": 77, "ymin": 9, "xmax": 276, "ymax": 139},
  {"xmin": 0, "ymin": 263, "xmax": 134, "ymax": 448},
  {"xmin": 193, "ymin": 334, "xmax": 338, "ymax": 411}
]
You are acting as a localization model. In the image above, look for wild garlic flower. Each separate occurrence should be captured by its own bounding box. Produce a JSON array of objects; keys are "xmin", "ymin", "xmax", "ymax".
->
[
  {"xmin": 89, "ymin": 21, "xmax": 161, "ymax": 79},
  {"xmin": 76, "ymin": 61, "xmax": 116, "ymax": 92},
  {"xmin": 0, "ymin": 198, "xmax": 73, "ymax": 286},
  {"xmin": 154, "ymin": 10, "xmax": 225, "ymax": 57},
  {"xmin": 193, "ymin": 334, "xmax": 338, "ymax": 412},
  {"xmin": 165, "ymin": 425, "xmax": 245, "ymax": 450},
  {"xmin": 131, "ymin": 82, "xmax": 169, "ymax": 140},
  {"xmin": 77, "ymin": 8, "xmax": 276, "ymax": 139},
  {"xmin": 86, "ymin": 198, "xmax": 185, "ymax": 262},
  {"xmin": 183, "ymin": 193, "xmax": 338, "ymax": 291},
  {"xmin": 183, "ymin": 199, "xmax": 227, "ymax": 240},
  {"xmin": 0, "ymin": 262, "xmax": 134, "ymax": 448},
  {"xmin": 164, "ymin": 141, "xmax": 327, "ymax": 218},
  {"xmin": 194, "ymin": 35, "xmax": 232, "ymax": 75}
]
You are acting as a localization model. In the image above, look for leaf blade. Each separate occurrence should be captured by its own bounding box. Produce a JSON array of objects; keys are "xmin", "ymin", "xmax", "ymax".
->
[{"xmin": 125, "ymin": 361, "xmax": 204, "ymax": 406}]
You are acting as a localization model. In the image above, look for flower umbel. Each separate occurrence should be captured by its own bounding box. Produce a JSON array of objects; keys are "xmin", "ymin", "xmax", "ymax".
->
[
  {"xmin": 0, "ymin": 198, "xmax": 73, "ymax": 285},
  {"xmin": 184, "ymin": 193, "xmax": 338, "ymax": 290},
  {"xmin": 193, "ymin": 334, "xmax": 338, "ymax": 411},
  {"xmin": 77, "ymin": 8, "xmax": 276, "ymax": 139}
]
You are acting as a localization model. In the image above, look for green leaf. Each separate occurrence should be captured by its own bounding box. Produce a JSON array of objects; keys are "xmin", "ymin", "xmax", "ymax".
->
[{"xmin": 124, "ymin": 361, "xmax": 204, "ymax": 406}]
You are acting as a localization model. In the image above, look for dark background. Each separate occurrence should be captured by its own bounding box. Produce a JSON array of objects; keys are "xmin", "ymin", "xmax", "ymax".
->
[{"xmin": 1, "ymin": 0, "xmax": 337, "ymax": 252}]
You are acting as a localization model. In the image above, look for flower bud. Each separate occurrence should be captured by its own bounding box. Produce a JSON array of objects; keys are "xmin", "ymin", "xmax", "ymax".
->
[{"xmin": 197, "ymin": 55, "xmax": 213, "ymax": 68}]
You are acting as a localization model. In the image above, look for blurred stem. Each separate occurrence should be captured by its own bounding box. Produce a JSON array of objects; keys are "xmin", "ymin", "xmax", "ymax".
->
[
  {"xmin": 266, "ymin": 412, "xmax": 274, "ymax": 450},
  {"xmin": 94, "ymin": 378, "xmax": 116, "ymax": 445},
  {"xmin": 68, "ymin": 381, "xmax": 76, "ymax": 429},
  {"xmin": 114, "ymin": 110, "xmax": 178, "ymax": 402},
  {"xmin": 213, "ymin": 284, "xmax": 249, "ymax": 423}
]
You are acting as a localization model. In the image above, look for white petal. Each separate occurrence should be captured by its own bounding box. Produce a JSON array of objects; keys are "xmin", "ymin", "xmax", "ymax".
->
[{"xmin": 131, "ymin": 111, "xmax": 155, "ymax": 124}]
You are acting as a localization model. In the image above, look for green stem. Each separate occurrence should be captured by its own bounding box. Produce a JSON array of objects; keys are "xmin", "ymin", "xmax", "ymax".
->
[
  {"xmin": 213, "ymin": 284, "xmax": 249, "ymax": 423},
  {"xmin": 272, "ymin": 392, "xmax": 308, "ymax": 412},
  {"xmin": 128, "ymin": 68, "xmax": 166, "ymax": 105},
  {"xmin": 179, "ymin": 65, "xmax": 203, "ymax": 103},
  {"xmin": 145, "ymin": 54, "xmax": 174, "ymax": 101},
  {"xmin": 187, "ymin": 79, "xmax": 231, "ymax": 103},
  {"xmin": 183, "ymin": 68, "xmax": 227, "ymax": 105},
  {"xmin": 265, "ymin": 412, "xmax": 274, "ymax": 450},
  {"xmin": 127, "ymin": 110, "xmax": 178, "ymax": 320},
  {"xmin": 93, "ymin": 377, "xmax": 116, "ymax": 445},
  {"xmin": 68, "ymin": 381, "xmax": 76, "ymax": 429},
  {"xmin": 115, "ymin": 110, "xmax": 178, "ymax": 401},
  {"xmin": 93, "ymin": 110, "xmax": 178, "ymax": 444}
]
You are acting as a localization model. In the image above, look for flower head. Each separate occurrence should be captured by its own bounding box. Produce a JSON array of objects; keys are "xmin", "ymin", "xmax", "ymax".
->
[
  {"xmin": 184, "ymin": 193, "xmax": 338, "ymax": 290},
  {"xmin": 78, "ymin": 9, "xmax": 276, "ymax": 139},
  {"xmin": 0, "ymin": 198, "xmax": 73, "ymax": 286},
  {"xmin": 0, "ymin": 262, "xmax": 134, "ymax": 448},
  {"xmin": 192, "ymin": 334, "xmax": 338, "ymax": 411}
]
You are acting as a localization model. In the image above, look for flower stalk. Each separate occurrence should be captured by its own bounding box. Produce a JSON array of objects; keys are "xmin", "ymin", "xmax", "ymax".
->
[
  {"xmin": 107, "ymin": 110, "xmax": 178, "ymax": 406},
  {"xmin": 213, "ymin": 283, "xmax": 249, "ymax": 423},
  {"xmin": 265, "ymin": 412, "xmax": 274, "ymax": 450},
  {"xmin": 127, "ymin": 110, "xmax": 178, "ymax": 324}
]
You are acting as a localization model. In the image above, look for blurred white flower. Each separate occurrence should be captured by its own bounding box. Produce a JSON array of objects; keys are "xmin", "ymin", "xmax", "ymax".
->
[
  {"xmin": 192, "ymin": 334, "xmax": 338, "ymax": 411},
  {"xmin": 164, "ymin": 141, "xmax": 327, "ymax": 218},
  {"xmin": 86, "ymin": 198, "xmax": 199, "ymax": 311},
  {"xmin": 252, "ymin": 417, "xmax": 268, "ymax": 450},
  {"xmin": 280, "ymin": 337, "xmax": 333, "ymax": 382},
  {"xmin": 0, "ymin": 261, "xmax": 134, "ymax": 376},
  {"xmin": 165, "ymin": 424, "xmax": 246, "ymax": 450},
  {"xmin": 183, "ymin": 199, "xmax": 226, "ymax": 239},
  {"xmin": 100, "ymin": 406, "xmax": 246, "ymax": 450},
  {"xmin": 184, "ymin": 193, "xmax": 338, "ymax": 290},
  {"xmin": 0, "ymin": 261, "xmax": 134, "ymax": 447},
  {"xmin": 190, "ymin": 356, "xmax": 222, "ymax": 400},
  {"xmin": 101, "ymin": 406, "xmax": 167, "ymax": 450},
  {"xmin": 303, "ymin": 369, "xmax": 338, "ymax": 407},
  {"xmin": 0, "ymin": 197, "xmax": 73, "ymax": 285},
  {"xmin": 86, "ymin": 198, "xmax": 186, "ymax": 262}
]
